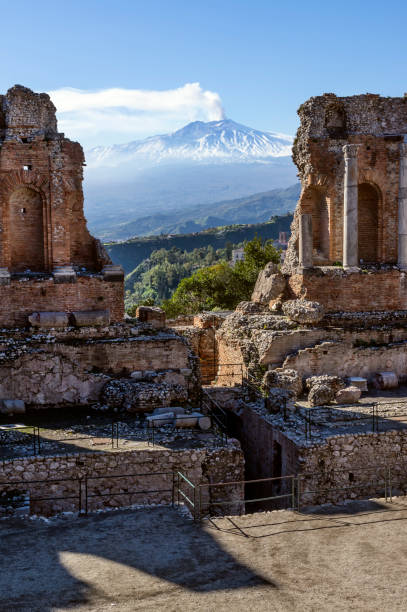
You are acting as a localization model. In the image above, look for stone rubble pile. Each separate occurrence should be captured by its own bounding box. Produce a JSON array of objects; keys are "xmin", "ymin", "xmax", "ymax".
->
[
  {"xmin": 101, "ymin": 380, "xmax": 188, "ymax": 412},
  {"xmin": 282, "ymin": 299, "xmax": 325, "ymax": 325},
  {"xmin": 262, "ymin": 368, "xmax": 303, "ymax": 398}
]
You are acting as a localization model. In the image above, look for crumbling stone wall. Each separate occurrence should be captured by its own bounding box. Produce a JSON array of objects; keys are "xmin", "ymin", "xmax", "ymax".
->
[
  {"xmin": 282, "ymin": 338, "xmax": 407, "ymax": 382},
  {"xmin": 0, "ymin": 443, "xmax": 244, "ymax": 516},
  {"xmin": 299, "ymin": 430, "xmax": 407, "ymax": 506},
  {"xmin": 0, "ymin": 324, "xmax": 200, "ymax": 407}
]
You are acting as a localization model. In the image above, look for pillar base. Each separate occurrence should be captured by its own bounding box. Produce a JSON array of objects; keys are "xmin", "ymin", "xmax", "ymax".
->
[
  {"xmin": 343, "ymin": 266, "xmax": 360, "ymax": 273},
  {"xmin": 53, "ymin": 265, "xmax": 76, "ymax": 283},
  {"xmin": 0, "ymin": 268, "xmax": 10, "ymax": 286},
  {"xmin": 102, "ymin": 264, "xmax": 124, "ymax": 282}
]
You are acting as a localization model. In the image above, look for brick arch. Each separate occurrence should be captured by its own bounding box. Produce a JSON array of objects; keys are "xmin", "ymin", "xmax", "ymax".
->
[
  {"xmin": 358, "ymin": 182, "xmax": 380, "ymax": 263},
  {"xmin": 0, "ymin": 172, "xmax": 50, "ymax": 271},
  {"xmin": 8, "ymin": 186, "xmax": 46, "ymax": 272},
  {"xmin": 300, "ymin": 186, "xmax": 330, "ymax": 263},
  {"xmin": 0, "ymin": 169, "xmax": 48, "ymax": 197}
]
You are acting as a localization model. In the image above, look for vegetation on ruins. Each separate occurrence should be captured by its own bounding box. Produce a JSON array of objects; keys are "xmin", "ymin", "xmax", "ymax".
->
[
  {"xmin": 125, "ymin": 244, "xmax": 232, "ymax": 312},
  {"xmin": 160, "ymin": 236, "xmax": 280, "ymax": 317}
]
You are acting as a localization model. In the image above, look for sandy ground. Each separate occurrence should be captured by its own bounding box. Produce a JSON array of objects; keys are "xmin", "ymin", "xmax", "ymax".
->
[{"xmin": 1, "ymin": 498, "xmax": 407, "ymax": 611}]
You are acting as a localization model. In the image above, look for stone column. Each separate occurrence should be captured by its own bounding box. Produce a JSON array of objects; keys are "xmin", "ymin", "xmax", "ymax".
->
[
  {"xmin": 343, "ymin": 144, "xmax": 359, "ymax": 269},
  {"xmin": 299, "ymin": 213, "xmax": 313, "ymax": 269},
  {"xmin": 398, "ymin": 143, "xmax": 407, "ymax": 269}
]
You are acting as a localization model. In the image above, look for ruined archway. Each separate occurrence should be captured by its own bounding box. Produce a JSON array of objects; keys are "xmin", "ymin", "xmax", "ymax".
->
[
  {"xmin": 9, "ymin": 186, "xmax": 45, "ymax": 272},
  {"xmin": 358, "ymin": 183, "xmax": 379, "ymax": 263},
  {"xmin": 300, "ymin": 187, "xmax": 330, "ymax": 263}
]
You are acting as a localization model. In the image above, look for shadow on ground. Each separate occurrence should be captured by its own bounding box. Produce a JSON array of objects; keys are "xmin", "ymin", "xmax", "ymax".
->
[{"xmin": 0, "ymin": 506, "xmax": 274, "ymax": 611}]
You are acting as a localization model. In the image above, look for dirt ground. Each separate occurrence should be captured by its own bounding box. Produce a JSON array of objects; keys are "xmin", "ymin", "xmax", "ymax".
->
[{"xmin": 1, "ymin": 498, "xmax": 407, "ymax": 611}]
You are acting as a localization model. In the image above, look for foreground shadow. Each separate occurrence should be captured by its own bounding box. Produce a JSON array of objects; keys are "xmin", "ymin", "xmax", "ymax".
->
[{"xmin": 0, "ymin": 506, "xmax": 274, "ymax": 611}]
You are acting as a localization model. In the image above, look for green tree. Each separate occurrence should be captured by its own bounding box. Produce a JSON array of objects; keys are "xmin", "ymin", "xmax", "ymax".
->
[{"xmin": 162, "ymin": 236, "xmax": 280, "ymax": 317}]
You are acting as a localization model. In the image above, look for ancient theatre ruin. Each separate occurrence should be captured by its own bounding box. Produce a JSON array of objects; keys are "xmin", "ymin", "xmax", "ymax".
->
[{"xmin": 174, "ymin": 93, "xmax": 407, "ymax": 508}]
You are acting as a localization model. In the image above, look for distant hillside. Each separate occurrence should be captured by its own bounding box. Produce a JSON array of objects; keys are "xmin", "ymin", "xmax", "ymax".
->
[
  {"xmin": 98, "ymin": 183, "xmax": 299, "ymax": 241},
  {"xmin": 106, "ymin": 214, "xmax": 293, "ymax": 274}
]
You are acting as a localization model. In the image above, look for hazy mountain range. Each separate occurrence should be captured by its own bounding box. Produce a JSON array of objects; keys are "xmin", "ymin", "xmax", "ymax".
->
[{"xmin": 83, "ymin": 118, "xmax": 298, "ymax": 240}]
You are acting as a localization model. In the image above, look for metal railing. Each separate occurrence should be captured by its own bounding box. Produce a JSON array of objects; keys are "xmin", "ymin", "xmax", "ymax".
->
[
  {"xmin": 0, "ymin": 470, "xmax": 176, "ymax": 516},
  {"xmin": 2, "ymin": 462, "xmax": 407, "ymax": 519},
  {"xmin": 303, "ymin": 399, "xmax": 407, "ymax": 440},
  {"xmin": 175, "ymin": 462, "xmax": 407, "ymax": 521},
  {"xmin": 200, "ymin": 389, "xmax": 229, "ymax": 444}
]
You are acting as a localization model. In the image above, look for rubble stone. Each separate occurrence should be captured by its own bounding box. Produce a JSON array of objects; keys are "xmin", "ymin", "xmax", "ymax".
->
[
  {"xmin": 282, "ymin": 299, "xmax": 324, "ymax": 324},
  {"xmin": 263, "ymin": 368, "xmax": 303, "ymax": 398},
  {"xmin": 308, "ymin": 383, "xmax": 335, "ymax": 407},
  {"xmin": 101, "ymin": 380, "xmax": 188, "ymax": 412},
  {"xmin": 251, "ymin": 263, "xmax": 285, "ymax": 305},
  {"xmin": 306, "ymin": 375, "xmax": 345, "ymax": 393}
]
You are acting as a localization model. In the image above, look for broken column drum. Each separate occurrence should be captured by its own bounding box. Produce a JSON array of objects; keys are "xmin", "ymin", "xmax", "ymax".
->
[{"xmin": 343, "ymin": 144, "xmax": 359, "ymax": 269}]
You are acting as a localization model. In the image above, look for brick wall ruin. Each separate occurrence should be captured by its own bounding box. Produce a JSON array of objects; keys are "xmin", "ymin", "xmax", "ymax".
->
[
  {"xmin": 0, "ymin": 85, "xmax": 124, "ymax": 326},
  {"xmin": 281, "ymin": 93, "xmax": 407, "ymax": 313}
]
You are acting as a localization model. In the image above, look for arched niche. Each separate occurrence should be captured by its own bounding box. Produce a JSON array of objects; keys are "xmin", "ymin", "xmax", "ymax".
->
[
  {"xmin": 358, "ymin": 182, "xmax": 379, "ymax": 263},
  {"xmin": 9, "ymin": 186, "xmax": 45, "ymax": 272},
  {"xmin": 301, "ymin": 187, "xmax": 330, "ymax": 263}
]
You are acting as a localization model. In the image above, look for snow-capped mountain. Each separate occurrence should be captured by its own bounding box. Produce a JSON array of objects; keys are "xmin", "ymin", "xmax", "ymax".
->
[
  {"xmin": 83, "ymin": 118, "xmax": 297, "ymax": 240},
  {"xmin": 86, "ymin": 119, "xmax": 293, "ymax": 168}
]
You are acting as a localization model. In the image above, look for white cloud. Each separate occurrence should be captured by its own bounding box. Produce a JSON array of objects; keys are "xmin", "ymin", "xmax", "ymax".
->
[{"xmin": 48, "ymin": 83, "xmax": 225, "ymax": 148}]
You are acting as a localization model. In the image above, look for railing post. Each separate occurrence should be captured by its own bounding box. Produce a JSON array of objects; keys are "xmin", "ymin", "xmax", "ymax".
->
[
  {"xmin": 78, "ymin": 478, "xmax": 82, "ymax": 514},
  {"xmin": 85, "ymin": 474, "xmax": 88, "ymax": 515},
  {"xmin": 171, "ymin": 472, "xmax": 175, "ymax": 507},
  {"xmin": 389, "ymin": 465, "xmax": 392, "ymax": 503},
  {"xmin": 291, "ymin": 476, "xmax": 295, "ymax": 509},
  {"xmin": 297, "ymin": 475, "xmax": 301, "ymax": 512}
]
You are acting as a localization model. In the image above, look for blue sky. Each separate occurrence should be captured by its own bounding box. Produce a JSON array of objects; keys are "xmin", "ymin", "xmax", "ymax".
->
[{"xmin": 1, "ymin": 0, "xmax": 406, "ymax": 147}]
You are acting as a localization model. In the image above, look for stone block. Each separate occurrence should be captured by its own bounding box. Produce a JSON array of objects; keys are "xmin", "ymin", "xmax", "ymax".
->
[
  {"xmin": 136, "ymin": 306, "xmax": 166, "ymax": 329},
  {"xmin": 251, "ymin": 263, "xmax": 285, "ymax": 305},
  {"xmin": 335, "ymin": 386, "xmax": 362, "ymax": 404},
  {"xmin": 70, "ymin": 310, "xmax": 110, "ymax": 327},
  {"xmin": 28, "ymin": 311, "xmax": 69, "ymax": 328},
  {"xmin": 130, "ymin": 371, "xmax": 143, "ymax": 380},
  {"xmin": 347, "ymin": 377, "xmax": 368, "ymax": 392},
  {"xmin": 146, "ymin": 412, "xmax": 174, "ymax": 427}
]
